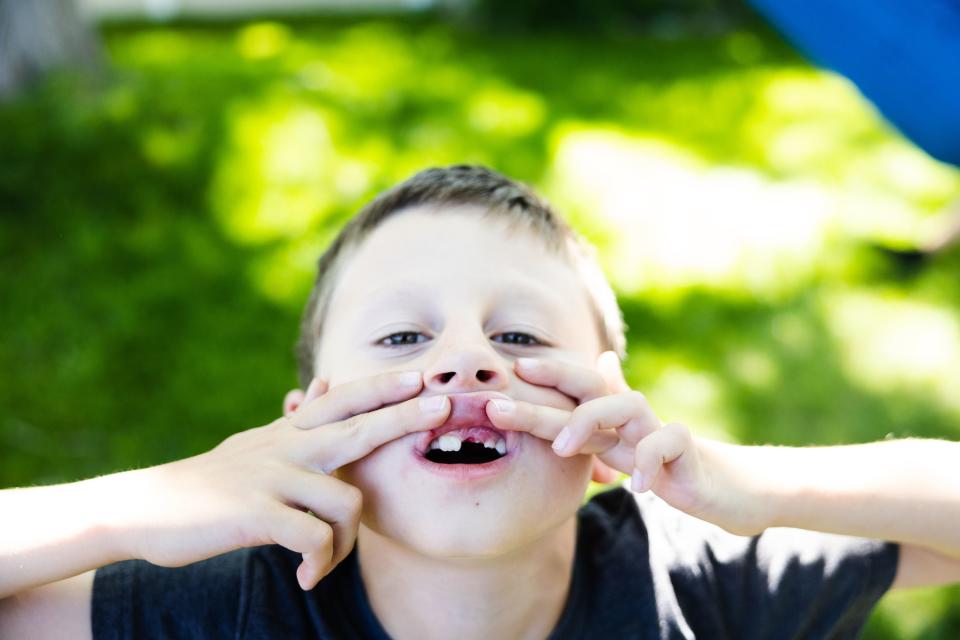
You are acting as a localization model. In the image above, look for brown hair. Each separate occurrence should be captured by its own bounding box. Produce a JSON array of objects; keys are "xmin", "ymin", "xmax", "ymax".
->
[{"xmin": 295, "ymin": 164, "xmax": 625, "ymax": 386}]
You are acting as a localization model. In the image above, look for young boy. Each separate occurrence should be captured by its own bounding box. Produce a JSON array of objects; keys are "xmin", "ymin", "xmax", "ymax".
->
[{"xmin": 2, "ymin": 165, "xmax": 960, "ymax": 639}]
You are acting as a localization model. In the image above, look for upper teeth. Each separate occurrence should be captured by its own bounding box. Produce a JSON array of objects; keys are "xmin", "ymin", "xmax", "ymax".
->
[
  {"xmin": 429, "ymin": 434, "xmax": 507, "ymax": 455},
  {"xmin": 437, "ymin": 434, "xmax": 462, "ymax": 452}
]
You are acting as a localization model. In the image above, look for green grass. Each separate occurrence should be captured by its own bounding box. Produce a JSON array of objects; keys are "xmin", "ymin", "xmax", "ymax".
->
[{"xmin": 1, "ymin": 14, "xmax": 959, "ymax": 638}]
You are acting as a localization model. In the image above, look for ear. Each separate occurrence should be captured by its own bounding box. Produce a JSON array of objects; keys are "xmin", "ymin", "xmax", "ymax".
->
[
  {"xmin": 283, "ymin": 378, "xmax": 328, "ymax": 417},
  {"xmin": 283, "ymin": 389, "xmax": 306, "ymax": 417},
  {"xmin": 596, "ymin": 351, "xmax": 630, "ymax": 393},
  {"xmin": 591, "ymin": 457, "xmax": 620, "ymax": 484}
]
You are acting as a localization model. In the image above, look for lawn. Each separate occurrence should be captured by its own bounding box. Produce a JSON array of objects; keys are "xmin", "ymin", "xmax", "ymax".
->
[{"xmin": 1, "ymin": 12, "xmax": 959, "ymax": 637}]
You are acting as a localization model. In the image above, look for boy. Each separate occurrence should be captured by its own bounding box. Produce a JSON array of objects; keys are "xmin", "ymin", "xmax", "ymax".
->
[{"xmin": 2, "ymin": 165, "xmax": 960, "ymax": 638}]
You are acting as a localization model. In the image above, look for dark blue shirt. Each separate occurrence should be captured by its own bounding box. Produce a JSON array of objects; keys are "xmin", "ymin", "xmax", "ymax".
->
[{"xmin": 92, "ymin": 487, "xmax": 898, "ymax": 639}]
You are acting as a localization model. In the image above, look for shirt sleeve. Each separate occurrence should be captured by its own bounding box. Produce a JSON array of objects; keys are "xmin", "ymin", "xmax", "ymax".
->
[
  {"xmin": 91, "ymin": 548, "xmax": 252, "ymax": 640},
  {"xmin": 636, "ymin": 492, "xmax": 900, "ymax": 639}
]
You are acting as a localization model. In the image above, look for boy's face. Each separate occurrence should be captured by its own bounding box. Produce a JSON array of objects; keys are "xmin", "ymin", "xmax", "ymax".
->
[{"xmin": 315, "ymin": 206, "xmax": 603, "ymax": 558}]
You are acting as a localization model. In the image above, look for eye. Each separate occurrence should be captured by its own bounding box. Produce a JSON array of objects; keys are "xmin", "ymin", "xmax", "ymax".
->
[
  {"xmin": 492, "ymin": 331, "xmax": 542, "ymax": 346},
  {"xmin": 378, "ymin": 331, "xmax": 428, "ymax": 347}
]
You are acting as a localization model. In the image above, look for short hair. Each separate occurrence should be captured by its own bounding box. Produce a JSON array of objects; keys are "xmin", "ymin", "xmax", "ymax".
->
[{"xmin": 295, "ymin": 164, "xmax": 625, "ymax": 386}]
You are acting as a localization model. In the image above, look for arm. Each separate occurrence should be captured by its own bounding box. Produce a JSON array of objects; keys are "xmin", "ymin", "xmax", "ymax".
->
[
  {"xmin": 0, "ymin": 370, "xmax": 446, "ymax": 635},
  {"xmin": 719, "ymin": 438, "xmax": 960, "ymax": 589},
  {"xmin": 0, "ymin": 572, "xmax": 94, "ymax": 640},
  {"xmin": 0, "ymin": 472, "xmax": 155, "ymax": 600},
  {"xmin": 486, "ymin": 354, "xmax": 960, "ymax": 589}
]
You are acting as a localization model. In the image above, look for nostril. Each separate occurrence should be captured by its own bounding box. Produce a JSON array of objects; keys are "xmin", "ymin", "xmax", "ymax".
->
[{"xmin": 433, "ymin": 370, "xmax": 497, "ymax": 385}]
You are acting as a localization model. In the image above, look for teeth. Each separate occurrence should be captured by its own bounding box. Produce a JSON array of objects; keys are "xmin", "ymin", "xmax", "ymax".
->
[
  {"xmin": 438, "ymin": 434, "xmax": 462, "ymax": 452},
  {"xmin": 427, "ymin": 433, "xmax": 507, "ymax": 455}
]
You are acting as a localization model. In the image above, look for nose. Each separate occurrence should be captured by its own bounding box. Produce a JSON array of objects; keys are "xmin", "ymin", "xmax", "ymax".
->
[{"xmin": 423, "ymin": 336, "xmax": 509, "ymax": 393}]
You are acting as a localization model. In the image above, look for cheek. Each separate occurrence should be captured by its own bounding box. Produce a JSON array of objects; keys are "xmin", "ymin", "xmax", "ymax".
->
[
  {"xmin": 525, "ymin": 437, "xmax": 594, "ymax": 492},
  {"xmin": 334, "ymin": 439, "xmax": 414, "ymax": 534}
]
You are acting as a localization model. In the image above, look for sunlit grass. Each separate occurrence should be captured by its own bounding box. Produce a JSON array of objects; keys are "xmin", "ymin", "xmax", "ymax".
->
[
  {"xmin": 824, "ymin": 290, "xmax": 960, "ymax": 416},
  {"xmin": 1, "ymin": 15, "xmax": 959, "ymax": 639},
  {"xmin": 548, "ymin": 125, "xmax": 832, "ymax": 298}
]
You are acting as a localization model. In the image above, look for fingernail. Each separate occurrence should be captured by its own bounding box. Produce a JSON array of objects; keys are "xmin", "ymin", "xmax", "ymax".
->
[
  {"xmin": 419, "ymin": 395, "xmax": 447, "ymax": 413},
  {"xmin": 490, "ymin": 398, "xmax": 514, "ymax": 415},
  {"xmin": 400, "ymin": 371, "xmax": 422, "ymax": 387},
  {"xmin": 631, "ymin": 470, "xmax": 645, "ymax": 492},
  {"xmin": 552, "ymin": 428, "xmax": 572, "ymax": 454},
  {"xmin": 517, "ymin": 358, "xmax": 539, "ymax": 371}
]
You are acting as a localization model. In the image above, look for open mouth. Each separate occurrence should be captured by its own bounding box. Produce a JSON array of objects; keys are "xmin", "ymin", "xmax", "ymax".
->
[
  {"xmin": 425, "ymin": 426, "xmax": 507, "ymax": 464},
  {"xmin": 415, "ymin": 392, "xmax": 515, "ymax": 467}
]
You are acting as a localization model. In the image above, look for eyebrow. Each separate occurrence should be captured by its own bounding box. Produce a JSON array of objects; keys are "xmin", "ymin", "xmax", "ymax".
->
[
  {"xmin": 357, "ymin": 285, "xmax": 433, "ymax": 317},
  {"xmin": 356, "ymin": 280, "xmax": 567, "ymax": 325},
  {"xmin": 488, "ymin": 285, "xmax": 566, "ymax": 322}
]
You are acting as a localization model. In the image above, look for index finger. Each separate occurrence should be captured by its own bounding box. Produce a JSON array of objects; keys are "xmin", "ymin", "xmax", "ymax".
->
[
  {"xmin": 309, "ymin": 395, "xmax": 451, "ymax": 472},
  {"xmin": 486, "ymin": 399, "xmax": 618, "ymax": 454},
  {"xmin": 291, "ymin": 371, "xmax": 423, "ymax": 429},
  {"xmin": 514, "ymin": 358, "xmax": 610, "ymax": 404}
]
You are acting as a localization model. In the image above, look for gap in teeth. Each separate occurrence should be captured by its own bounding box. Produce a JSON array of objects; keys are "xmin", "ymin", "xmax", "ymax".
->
[{"xmin": 428, "ymin": 432, "xmax": 506, "ymax": 454}]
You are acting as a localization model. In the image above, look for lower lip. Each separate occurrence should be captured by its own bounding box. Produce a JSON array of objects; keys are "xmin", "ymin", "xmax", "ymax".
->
[{"xmin": 411, "ymin": 443, "xmax": 518, "ymax": 481}]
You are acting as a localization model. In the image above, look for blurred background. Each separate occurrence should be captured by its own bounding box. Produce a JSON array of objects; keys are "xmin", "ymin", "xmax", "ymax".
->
[{"xmin": 2, "ymin": 0, "xmax": 959, "ymax": 636}]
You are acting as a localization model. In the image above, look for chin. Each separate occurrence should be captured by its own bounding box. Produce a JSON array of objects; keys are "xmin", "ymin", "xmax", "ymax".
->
[{"xmin": 339, "ymin": 434, "xmax": 593, "ymax": 559}]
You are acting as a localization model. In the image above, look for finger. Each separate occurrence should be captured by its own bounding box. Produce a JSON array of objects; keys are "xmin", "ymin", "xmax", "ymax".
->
[
  {"xmin": 595, "ymin": 355, "xmax": 661, "ymax": 447},
  {"xmin": 485, "ymin": 399, "xmax": 617, "ymax": 454},
  {"xmin": 310, "ymin": 395, "xmax": 451, "ymax": 472},
  {"xmin": 303, "ymin": 377, "xmax": 328, "ymax": 405},
  {"xmin": 486, "ymin": 399, "xmax": 568, "ymax": 440},
  {"xmin": 611, "ymin": 390, "xmax": 660, "ymax": 447},
  {"xmin": 291, "ymin": 371, "xmax": 422, "ymax": 429},
  {"xmin": 591, "ymin": 458, "xmax": 620, "ymax": 484},
  {"xmin": 552, "ymin": 392, "xmax": 658, "ymax": 457},
  {"xmin": 266, "ymin": 509, "xmax": 334, "ymax": 589},
  {"xmin": 631, "ymin": 423, "xmax": 693, "ymax": 493},
  {"xmin": 298, "ymin": 551, "xmax": 328, "ymax": 590},
  {"xmin": 281, "ymin": 472, "xmax": 362, "ymax": 567},
  {"xmin": 514, "ymin": 358, "xmax": 610, "ymax": 403},
  {"xmin": 596, "ymin": 441, "xmax": 637, "ymax": 475},
  {"xmin": 596, "ymin": 351, "xmax": 630, "ymax": 393}
]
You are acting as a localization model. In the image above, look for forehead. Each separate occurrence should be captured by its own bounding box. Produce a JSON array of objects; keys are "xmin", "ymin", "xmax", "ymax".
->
[{"xmin": 326, "ymin": 205, "xmax": 594, "ymax": 326}]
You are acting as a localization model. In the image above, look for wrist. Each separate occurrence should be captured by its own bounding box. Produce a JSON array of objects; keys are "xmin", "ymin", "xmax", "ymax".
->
[
  {"xmin": 700, "ymin": 441, "xmax": 793, "ymax": 536},
  {"xmin": 737, "ymin": 444, "xmax": 803, "ymax": 531},
  {"xmin": 88, "ymin": 467, "xmax": 157, "ymax": 563}
]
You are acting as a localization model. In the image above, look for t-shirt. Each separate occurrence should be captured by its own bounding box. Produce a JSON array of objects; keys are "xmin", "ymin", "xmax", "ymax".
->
[{"xmin": 92, "ymin": 487, "xmax": 899, "ymax": 639}]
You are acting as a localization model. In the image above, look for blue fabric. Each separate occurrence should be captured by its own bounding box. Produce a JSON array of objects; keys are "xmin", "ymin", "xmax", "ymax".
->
[
  {"xmin": 749, "ymin": 0, "xmax": 960, "ymax": 166},
  {"xmin": 92, "ymin": 487, "xmax": 899, "ymax": 639}
]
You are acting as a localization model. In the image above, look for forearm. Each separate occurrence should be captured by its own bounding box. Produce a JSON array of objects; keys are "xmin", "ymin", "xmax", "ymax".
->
[
  {"xmin": 0, "ymin": 472, "xmax": 136, "ymax": 599},
  {"xmin": 738, "ymin": 439, "xmax": 960, "ymax": 555}
]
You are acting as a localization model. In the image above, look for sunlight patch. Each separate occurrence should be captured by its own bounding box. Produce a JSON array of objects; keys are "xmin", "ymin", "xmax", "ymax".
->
[
  {"xmin": 237, "ymin": 22, "xmax": 291, "ymax": 60},
  {"xmin": 466, "ymin": 84, "xmax": 546, "ymax": 137},
  {"xmin": 644, "ymin": 364, "xmax": 733, "ymax": 443},
  {"xmin": 824, "ymin": 291, "xmax": 960, "ymax": 415},
  {"xmin": 548, "ymin": 125, "xmax": 830, "ymax": 298},
  {"xmin": 211, "ymin": 99, "xmax": 340, "ymax": 245}
]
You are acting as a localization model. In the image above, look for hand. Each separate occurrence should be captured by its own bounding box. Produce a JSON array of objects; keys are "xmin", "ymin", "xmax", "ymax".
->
[
  {"xmin": 113, "ymin": 371, "xmax": 450, "ymax": 590},
  {"xmin": 486, "ymin": 354, "xmax": 765, "ymax": 535}
]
